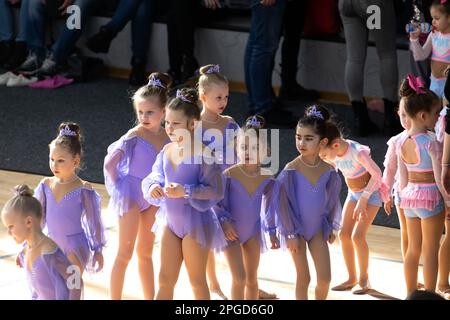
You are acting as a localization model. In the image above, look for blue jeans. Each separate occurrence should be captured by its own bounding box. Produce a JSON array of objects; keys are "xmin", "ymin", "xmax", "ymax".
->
[
  {"xmin": 0, "ymin": 0, "xmax": 28, "ymax": 42},
  {"xmin": 104, "ymin": 0, "xmax": 155, "ymax": 60},
  {"xmin": 27, "ymin": 0, "xmax": 99, "ymax": 62},
  {"xmin": 244, "ymin": 0, "xmax": 285, "ymax": 114}
]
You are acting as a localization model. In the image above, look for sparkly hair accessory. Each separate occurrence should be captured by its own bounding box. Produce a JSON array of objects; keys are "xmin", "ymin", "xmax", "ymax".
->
[
  {"xmin": 306, "ymin": 105, "xmax": 324, "ymax": 120},
  {"xmin": 406, "ymin": 74, "xmax": 426, "ymax": 95},
  {"xmin": 147, "ymin": 77, "xmax": 166, "ymax": 89},
  {"xmin": 176, "ymin": 89, "xmax": 192, "ymax": 104},
  {"xmin": 441, "ymin": 0, "xmax": 447, "ymax": 5},
  {"xmin": 246, "ymin": 116, "xmax": 262, "ymax": 128},
  {"xmin": 205, "ymin": 64, "xmax": 220, "ymax": 74},
  {"xmin": 59, "ymin": 125, "xmax": 77, "ymax": 137}
]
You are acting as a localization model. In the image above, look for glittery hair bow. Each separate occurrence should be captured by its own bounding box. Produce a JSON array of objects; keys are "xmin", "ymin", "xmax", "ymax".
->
[
  {"xmin": 406, "ymin": 74, "xmax": 426, "ymax": 95},
  {"xmin": 147, "ymin": 77, "xmax": 166, "ymax": 89},
  {"xmin": 176, "ymin": 89, "xmax": 192, "ymax": 103},
  {"xmin": 246, "ymin": 116, "xmax": 262, "ymax": 128},
  {"xmin": 59, "ymin": 125, "xmax": 77, "ymax": 137},
  {"xmin": 441, "ymin": 0, "xmax": 447, "ymax": 5},
  {"xmin": 205, "ymin": 64, "xmax": 220, "ymax": 74},
  {"xmin": 306, "ymin": 105, "xmax": 324, "ymax": 120}
]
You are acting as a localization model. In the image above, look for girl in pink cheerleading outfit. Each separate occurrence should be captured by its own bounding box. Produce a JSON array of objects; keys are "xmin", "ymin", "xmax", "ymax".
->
[
  {"xmin": 276, "ymin": 105, "xmax": 342, "ymax": 300},
  {"xmin": 104, "ymin": 73, "xmax": 172, "ymax": 300},
  {"xmin": 318, "ymin": 114, "xmax": 389, "ymax": 295},
  {"xmin": 2, "ymin": 185, "xmax": 81, "ymax": 300},
  {"xmin": 34, "ymin": 122, "xmax": 106, "ymax": 284},
  {"xmin": 396, "ymin": 75, "xmax": 449, "ymax": 297},
  {"xmin": 142, "ymin": 88, "xmax": 226, "ymax": 300},
  {"xmin": 213, "ymin": 115, "xmax": 280, "ymax": 300}
]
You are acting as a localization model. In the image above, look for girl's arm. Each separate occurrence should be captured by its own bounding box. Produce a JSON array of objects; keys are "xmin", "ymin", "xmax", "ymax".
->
[
  {"xmin": 261, "ymin": 178, "xmax": 279, "ymax": 236},
  {"xmin": 357, "ymin": 150, "xmax": 383, "ymax": 198},
  {"xmin": 382, "ymin": 137, "xmax": 399, "ymax": 196},
  {"xmin": 212, "ymin": 173, "xmax": 232, "ymax": 223},
  {"xmin": 103, "ymin": 149, "xmax": 124, "ymax": 184},
  {"xmin": 80, "ymin": 187, "xmax": 106, "ymax": 256},
  {"xmin": 141, "ymin": 149, "xmax": 166, "ymax": 206},
  {"xmin": 410, "ymin": 32, "xmax": 433, "ymax": 61},
  {"xmin": 326, "ymin": 171, "xmax": 343, "ymax": 232},
  {"xmin": 34, "ymin": 180, "xmax": 47, "ymax": 229}
]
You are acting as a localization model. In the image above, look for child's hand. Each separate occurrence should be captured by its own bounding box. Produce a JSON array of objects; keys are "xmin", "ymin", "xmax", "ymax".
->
[
  {"xmin": 92, "ymin": 251, "xmax": 104, "ymax": 273},
  {"xmin": 410, "ymin": 28, "xmax": 421, "ymax": 40},
  {"xmin": 328, "ymin": 232, "xmax": 336, "ymax": 244},
  {"xmin": 353, "ymin": 197, "xmax": 369, "ymax": 221},
  {"xmin": 286, "ymin": 238, "xmax": 300, "ymax": 253},
  {"xmin": 270, "ymin": 234, "xmax": 280, "ymax": 249},
  {"xmin": 222, "ymin": 221, "xmax": 238, "ymax": 241},
  {"xmin": 384, "ymin": 198, "xmax": 393, "ymax": 215},
  {"xmin": 164, "ymin": 183, "xmax": 185, "ymax": 198},
  {"xmin": 149, "ymin": 185, "xmax": 164, "ymax": 199}
]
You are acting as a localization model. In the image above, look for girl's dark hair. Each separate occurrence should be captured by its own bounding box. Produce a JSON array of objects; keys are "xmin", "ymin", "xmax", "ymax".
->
[
  {"xmin": 198, "ymin": 64, "xmax": 228, "ymax": 93},
  {"xmin": 1, "ymin": 185, "xmax": 42, "ymax": 220},
  {"xmin": 239, "ymin": 115, "xmax": 266, "ymax": 139},
  {"xmin": 167, "ymin": 88, "xmax": 201, "ymax": 120},
  {"xmin": 132, "ymin": 72, "xmax": 172, "ymax": 108},
  {"xmin": 297, "ymin": 105, "xmax": 342, "ymax": 145},
  {"xmin": 399, "ymin": 77, "xmax": 440, "ymax": 118},
  {"xmin": 50, "ymin": 122, "xmax": 82, "ymax": 157},
  {"xmin": 432, "ymin": 0, "xmax": 450, "ymax": 15}
]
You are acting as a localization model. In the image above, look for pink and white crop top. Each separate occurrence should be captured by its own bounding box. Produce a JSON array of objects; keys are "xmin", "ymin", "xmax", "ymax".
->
[
  {"xmin": 410, "ymin": 31, "xmax": 450, "ymax": 64},
  {"xmin": 382, "ymin": 130, "xmax": 409, "ymax": 195},
  {"xmin": 333, "ymin": 140, "xmax": 384, "ymax": 197}
]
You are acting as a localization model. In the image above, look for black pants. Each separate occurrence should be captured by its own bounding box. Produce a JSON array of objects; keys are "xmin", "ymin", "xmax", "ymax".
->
[{"xmin": 280, "ymin": 0, "xmax": 307, "ymax": 85}]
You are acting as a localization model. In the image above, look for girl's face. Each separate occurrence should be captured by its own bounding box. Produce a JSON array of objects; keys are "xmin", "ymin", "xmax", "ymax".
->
[
  {"xmin": 135, "ymin": 98, "xmax": 165, "ymax": 130},
  {"xmin": 398, "ymin": 99, "xmax": 411, "ymax": 131},
  {"xmin": 237, "ymin": 134, "xmax": 264, "ymax": 165},
  {"xmin": 2, "ymin": 211, "xmax": 31, "ymax": 244},
  {"xmin": 200, "ymin": 83, "xmax": 229, "ymax": 115},
  {"xmin": 165, "ymin": 109, "xmax": 196, "ymax": 143},
  {"xmin": 431, "ymin": 6, "xmax": 450, "ymax": 32},
  {"xmin": 49, "ymin": 145, "xmax": 80, "ymax": 180},
  {"xmin": 295, "ymin": 125, "xmax": 321, "ymax": 156},
  {"xmin": 319, "ymin": 140, "xmax": 340, "ymax": 162}
]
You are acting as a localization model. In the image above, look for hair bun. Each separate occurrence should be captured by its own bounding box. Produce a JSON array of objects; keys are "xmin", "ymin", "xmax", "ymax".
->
[
  {"xmin": 58, "ymin": 122, "xmax": 80, "ymax": 138},
  {"xmin": 244, "ymin": 115, "xmax": 266, "ymax": 129},
  {"xmin": 13, "ymin": 184, "xmax": 34, "ymax": 197},
  {"xmin": 199, "ymin": 64, "xmax": 220, "ymax": 75},
  {"xmin": 304, "ymin": 104, "xmax": 330, "ymax": 121},
  {"xmin": 148, "ymin": 72, "xmax": 172, "ymax": 89}
]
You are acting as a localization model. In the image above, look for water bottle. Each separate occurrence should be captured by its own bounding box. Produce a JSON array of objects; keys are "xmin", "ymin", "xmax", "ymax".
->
[{"xmin": 405, "ymin": 22, "xmax": 432, "ymax": 34}]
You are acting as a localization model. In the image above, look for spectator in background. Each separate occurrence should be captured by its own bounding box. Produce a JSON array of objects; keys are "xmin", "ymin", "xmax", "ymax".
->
[
  {"xmin": 278, "ymin": 0, "xmax": 319, "ymax": 102},
  {"xmin": 339, "ymin": 0, "xmax": 401, "ymax": 137},
  {"xmin": 0, "ymin": 0, "xmax": 28, "ymax": 69},
  {"xmin": 244, "ymin": 0, "xmax": 297, "ymax": 127}
]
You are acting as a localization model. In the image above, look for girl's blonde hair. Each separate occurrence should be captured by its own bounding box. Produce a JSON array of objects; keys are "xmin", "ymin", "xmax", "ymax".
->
[
  {"xmin": 198, "ymin": 64, "xmax": 228, "ymax": 94},
  {"xmin": 1, "ymin": 185, "xmax": 42, "ymax": 220}
]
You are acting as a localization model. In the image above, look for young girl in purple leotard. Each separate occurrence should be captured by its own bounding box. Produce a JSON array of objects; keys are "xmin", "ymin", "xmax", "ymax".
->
[
  {"xmin": 276, "ymin": 105, "xmax": 342, "ymax": 300},
  {"xmin": 104, "ymin": 73, "xmax": 172, "ymax": 300}
]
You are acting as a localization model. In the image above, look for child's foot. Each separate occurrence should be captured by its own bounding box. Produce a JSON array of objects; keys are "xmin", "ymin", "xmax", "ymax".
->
[
  {"xmin": 331, "ymin": 280, "xmax": 358, "ymax": 291},
  {"xmin": 352, "ymin": 280, "xmax": 371, "ymax": 295},
  {"xmin": 210, "ymin": 288, "xmax": 228, "ymax": 300},
  {"xmin": 437, "ymin": 287, "xmax": 450, "ymax": 300},
  {"xmin": 258, "ymin": 289, "xmax": 278, "ymax": 300}
]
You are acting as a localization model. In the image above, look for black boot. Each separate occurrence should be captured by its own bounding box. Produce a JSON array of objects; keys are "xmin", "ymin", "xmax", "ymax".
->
[
  {"xmin": 86, "ymin": 26, "xmax": 116, "ymax": 54},
  {"xmin": 0, "ymin": 40, "xmax": 13, "ymax": 66},
  {"xmin": 181, "ymin": 55, "xmax": 199, "ymax": 84},
  {"xmin": 3, "ymin": 41, "xmax": 28, "ymax": 70},
  {"xmin": 383, "ymin": 98, "xmax": 403, "ymax": 136},
  {"xmin": 351, "ymin": 100, "xmax": 379, "ymax": 137},
  {"xmin": 129, "ymin": 57, "xmax": 147, "ymax": 86}
]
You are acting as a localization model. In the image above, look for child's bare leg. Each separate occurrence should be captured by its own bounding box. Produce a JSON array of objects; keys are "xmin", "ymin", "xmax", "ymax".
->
[
  {"xmin": 307, "ymin": 231, "xmax": 331, "ymax": 300},
  {"xmin": 396, "ymin": 206, "xmax": 409, "ymax": 261},
  {"xmin": 352, "ymin": 204, "xmax": 378, "ymax": 286},
  {"xmin": 207, "ymin": 251, "xmax": 227, "ymax": 299},
  {"xmin": 404, "ymin": 217, "xmax": 422, "ymax": 296},
  {"xmin": 242, "ymin": 235, "xmax": 261, "ymax": 300},
  {"xmin": 223, "ymin": 241, "xmax": 245, "ymax": 300},
  {"xmin": 332, "ymin": 199, "xmax": 358, "ymax": 290},
  {"xmin": 67, "ymin": 253, "xmax": 85, "ymax": 276},
  {"xmin": 290, "ymin": 238, "xmax": 310, "ymax": 300},
  {"xmin": 182, "ymin": 235, "xmax": 211, "ymax": 300},
  {"xmin": 422, "ymin": 211, "xmax": 445, "ymax": 293},
  {"xmin": 136, "ymin": 205, "xmax": 157, "ymax": 299},
  {"xmin": 156, "ymin": 227, "xmax": 183, "ymax": 300},
  {"xmin": 110, "ymin": 207, "xmax": 139, "ymax": 299},
  {"xmin": 438, "ymin": 219, "xmax": 450, "ymax": 292}
]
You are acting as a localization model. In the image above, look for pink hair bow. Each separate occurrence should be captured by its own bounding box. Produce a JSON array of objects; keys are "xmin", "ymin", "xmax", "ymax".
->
[
  {"xmin": 441, "ymin": 0, "xmax": 447, "ymax": 4},
  {"xmin": 406, "ymin": 74, "xmax": 426, "ymax": 95}
]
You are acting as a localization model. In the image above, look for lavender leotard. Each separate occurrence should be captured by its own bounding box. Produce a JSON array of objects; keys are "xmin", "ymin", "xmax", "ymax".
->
[
  {"xmin": 34, "ymin": 182, "xmax": 106, "ymax": 271},
  {"xmin": 141, "ymin": 145, "xmax": 227, "ymax": 250},
  {"xmin": 276, "ymin": 167, "xmax": 342, "ymax": 246},
  {"xmin": 212, "ymin": 172, "xmax": 279, "ymax": 252},
  {"xmin": 19, "ymin": 247, "xmax": 80, "ymax": 300},
  {"xmin": 104, "ymin": 134, "xmax": 170, "ymax": 216}
]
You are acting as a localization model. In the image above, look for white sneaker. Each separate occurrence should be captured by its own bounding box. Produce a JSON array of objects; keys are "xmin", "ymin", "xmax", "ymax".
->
[
  {"xmin": 0, "ymin": 71, "xmax": 18, "ymax": 85},
  {"xmin": 6, "ymin": 74, "xmax": 38, "ymax": 87}
]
